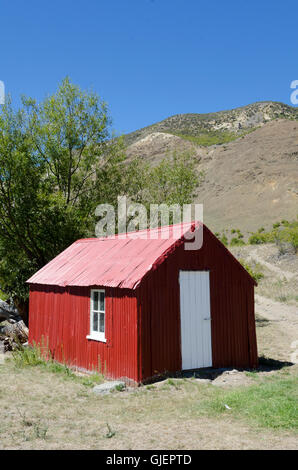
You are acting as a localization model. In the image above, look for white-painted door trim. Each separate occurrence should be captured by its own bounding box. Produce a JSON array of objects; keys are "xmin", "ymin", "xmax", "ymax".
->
[{"xmin": 179, "ymin": 271, "xmax": 212, "ymax": 370}]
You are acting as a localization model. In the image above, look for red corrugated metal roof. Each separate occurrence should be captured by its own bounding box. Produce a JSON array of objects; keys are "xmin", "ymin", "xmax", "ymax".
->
[{"xmin": 27, "ymin": 222, "xmax": 200, "ymax": 289}]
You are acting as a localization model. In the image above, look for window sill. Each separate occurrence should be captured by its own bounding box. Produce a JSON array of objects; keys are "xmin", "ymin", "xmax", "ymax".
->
[{"xmin": 86, "ymin": 335, "xmax": 106, "ymax": 343}]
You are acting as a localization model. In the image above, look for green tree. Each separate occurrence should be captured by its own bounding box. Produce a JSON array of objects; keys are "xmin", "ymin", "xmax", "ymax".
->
[
  {"xmin": 0, "ymin": 78, "xmax": 202, "ymax": 321},
  {"xmin": 147, "ymin": 152, "xmax": 202, "ymax": 206},
  {"xmin": 0, "ymin": 79, "xmax": 126, "ymax": 319}
]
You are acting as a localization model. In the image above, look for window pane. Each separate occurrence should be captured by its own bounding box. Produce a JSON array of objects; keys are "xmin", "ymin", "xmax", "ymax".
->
[
  {"xmin": 93, "ymin": 291, "xmax": 99, "ymax": 311},
  {"xmin": 93, "ymin": 312, "xmax": 99, "ymax": 332},
  {"xmin": 99, "ymin": 292, "xmax": 105, "ymax": 312},
  {"xmin": 99, "ymin": 313, "xmax": 105, "ymax": 333}
]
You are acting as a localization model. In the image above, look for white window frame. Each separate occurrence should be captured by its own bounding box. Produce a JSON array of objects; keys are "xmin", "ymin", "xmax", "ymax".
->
[{"xmin": 86, "ymin": 289, "xmax": 106, "ymax": 342}]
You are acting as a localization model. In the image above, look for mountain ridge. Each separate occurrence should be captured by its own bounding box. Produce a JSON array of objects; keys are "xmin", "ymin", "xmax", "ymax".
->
[
  {"xmin": 124, "ymin": 101, "xmax": 298, "ymax": 147},
  {"xmin": 124, "ymin": 102, "xmax": 298, "ymax": 233}
]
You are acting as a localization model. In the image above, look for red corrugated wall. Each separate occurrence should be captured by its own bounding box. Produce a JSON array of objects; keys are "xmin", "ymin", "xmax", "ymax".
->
[
  {"xmin": 29, "ymin": 285, "xmax": 139, "ymax": 382},
  {"xmin": 137, "ymin": 226, "xmax": 258, "ymax": 382},
  {"xmin": 29, "ymin": 225, "xmax": 258, "ymax": 384}
]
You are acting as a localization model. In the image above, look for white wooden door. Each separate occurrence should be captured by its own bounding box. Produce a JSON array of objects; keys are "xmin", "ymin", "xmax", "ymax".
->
[{"xmin": 179, "ymin": 271, "xmax": 212, "ymax": 370}]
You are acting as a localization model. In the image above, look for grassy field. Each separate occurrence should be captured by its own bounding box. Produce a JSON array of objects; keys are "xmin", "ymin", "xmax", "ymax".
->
[
  {"xmin": 1, "ymin": 241, "xmax": 297, "ymax": 450},
  {"xmin": 0, "ymin": 352, "xmax": 297, "ymax": 450}
]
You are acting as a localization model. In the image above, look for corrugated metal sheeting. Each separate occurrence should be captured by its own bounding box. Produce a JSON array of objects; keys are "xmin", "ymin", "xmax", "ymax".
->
[
  {"xmin": 137, "ymin": 226, "xmax": 258, "ymax": 381},
  {"xmin": 29, "ymin": 285, "xmax": 139, "ymax": 382},
  {"xmin": 28, "ymin": 223, "xmax": 258, "ymax": 383},
  {"xmin": 27, "ymin": 223, "xmax": 198, "ymax": 289}
]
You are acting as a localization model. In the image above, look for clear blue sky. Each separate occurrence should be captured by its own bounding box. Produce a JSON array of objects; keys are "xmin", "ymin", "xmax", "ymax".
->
[{"xmin": 1, "ymin": 0, "xmax": 297, "ymax": 134}]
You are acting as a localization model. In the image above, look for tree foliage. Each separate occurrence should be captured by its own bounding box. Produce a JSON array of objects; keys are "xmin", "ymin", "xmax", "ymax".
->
[
  {"xmin": 248, "ymin": 218, "xmax": 298, "ymax": 253},
  {"xmin": 0, "ymin": 78, "xmax": 201, "ymax": 313}
]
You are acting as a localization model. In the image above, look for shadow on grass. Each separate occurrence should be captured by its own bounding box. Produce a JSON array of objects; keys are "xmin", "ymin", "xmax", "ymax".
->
[
  {"xmin": 147, "ymin": 355, "xmax": 295, "ymax": 384},
  {"xmin": 255, "ymin": 314, "xmax": 270, "ymax": 327},
  {"xmin": 257, "ymin": 355, "xmax": 294, "ymax": 371}
]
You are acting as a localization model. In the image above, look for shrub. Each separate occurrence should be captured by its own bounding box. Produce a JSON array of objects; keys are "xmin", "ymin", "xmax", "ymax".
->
[
  {"xmin": 230, "ymin": 237, "xmax": 245, "ymax": 246},
  {"xmin": 239, "ymin": 259, "xmax": 264, "ymax": 282},
  {"xmin": 281, "ymin": 220, "xmax": 290, "ymax": 226},
  {"xmin": 12, "ymin": 342, "xmax": 46, "ymax": 367},
  {"xmin": 248, "ymin": 233, "xmax": 267, "ymax": 244},
  {"xmin": 249, "ymin": 231, "xmax": 274, "ymax": 244},
  {"xmin": 273, "ymin": 219, "xmax": 298, "ymax": 253},
  {"xmin": 288, "ymin": 229, "xmax": 298, "ymax": 253},
  {"xmin": 219, "ymin": 234, "xmax": 228, "ymax": 246}
]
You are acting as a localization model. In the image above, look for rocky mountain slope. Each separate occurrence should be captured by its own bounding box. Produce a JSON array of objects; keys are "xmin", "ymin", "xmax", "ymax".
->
[
  {"xmin": 125, "ymin": 102, "xmax": 298, "ymax": 233},
  {"xmin": 125, "ymin": 101, "xmax": 298, "ymax": 146}
]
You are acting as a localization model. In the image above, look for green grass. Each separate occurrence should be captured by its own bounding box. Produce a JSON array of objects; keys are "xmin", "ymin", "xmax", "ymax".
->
[
  {"xmin": 170, "ymin": 130, "xmax": 239, "ymax": 146},
  {"xmin": 169, "ymin": 127, "xmax": 259, "ymax": 147},
  {"xmin": 8, "ymin": 345, "xmax": 298, "ymax": 432},
  {"xmin": 197, "ymin": 373, "xmax": 298, "ymax": 430},
  {"xmin": 143, "ymin": 371, "xmax": 298, "ymax": 431},
  {"xmin": 11, "ymin": 343, "xmax": 104, "ymax": 387},
  {"xmin": 166, "ymin": 378, "xmax": 181, "ymax": 389}
]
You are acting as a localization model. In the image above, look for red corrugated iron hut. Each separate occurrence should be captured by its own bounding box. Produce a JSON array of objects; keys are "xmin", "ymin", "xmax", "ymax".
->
[{"xmin": 27, "ymin": 222, "xmax": 258, "ymax": 384}]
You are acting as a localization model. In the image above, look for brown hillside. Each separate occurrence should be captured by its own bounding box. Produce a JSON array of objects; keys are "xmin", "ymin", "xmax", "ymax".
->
[{"xmin": 125, "ymin": 119, "xmax": 298, "ymax": 233}]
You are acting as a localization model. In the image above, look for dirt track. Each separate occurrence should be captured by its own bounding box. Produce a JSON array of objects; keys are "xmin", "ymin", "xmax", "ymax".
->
[{"xmin": 231, "ymin": 243, "xmax": 298, "ymax": 365}]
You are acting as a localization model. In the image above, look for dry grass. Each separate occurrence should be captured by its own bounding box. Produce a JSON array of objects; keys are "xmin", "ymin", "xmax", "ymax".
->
[
  {"xmin": 0, "ymin": 242, "xmax": 297, "ymax": 450},
  {"xmin": 231, "ymin": 243, "xmax": 298, "ymax": 306},
  {"xmin": 231, "ymin": 243, "xmax": 298, "ymax": 365},
  {"xmin": 256, "ymin": 314, "xmax": 294, "ymax": 363},
  {"xmin": 0, "ymin": 358, "xmax": 297, "ymax": 450},
  {"xmin": 259, "ymin": 276, "xmax": 298, "ymax": 306}
]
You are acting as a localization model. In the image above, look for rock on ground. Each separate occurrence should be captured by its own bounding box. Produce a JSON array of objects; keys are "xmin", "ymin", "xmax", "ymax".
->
[
  {"xmin": 92, "ymin": 381, "xmax": 126, "ymax": 395},
  {"xmin": 0, "ymin": 300, "xmax": 21, "ymax": 323},
  {"xmin": 0, "ymin": 319, "xmax": 29, "ymax": 351}
]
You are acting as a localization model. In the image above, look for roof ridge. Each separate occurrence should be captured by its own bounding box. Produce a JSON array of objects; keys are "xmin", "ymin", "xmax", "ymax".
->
[{"xmin": 75, "ymin": 221, "xmax": 201, "ymax": 243}]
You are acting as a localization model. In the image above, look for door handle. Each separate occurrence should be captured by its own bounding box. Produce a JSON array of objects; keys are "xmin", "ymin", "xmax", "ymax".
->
[{"xmin": 204, "ymin": 317, "xmax": 211, "ymax": 320}]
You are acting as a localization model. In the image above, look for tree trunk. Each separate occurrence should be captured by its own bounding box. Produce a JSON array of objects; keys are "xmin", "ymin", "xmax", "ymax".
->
[{"xmin": 13, "ymin": 298, "xmax": 29, "ymax": 326}]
